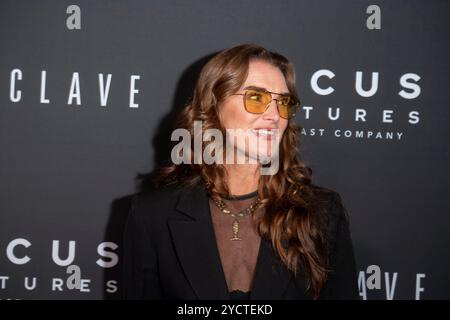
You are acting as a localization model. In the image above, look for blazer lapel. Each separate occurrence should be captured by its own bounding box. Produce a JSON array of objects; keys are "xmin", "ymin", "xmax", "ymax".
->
[
  {"xmin": 168, "ymin": 186, "xmax": 229, "ymax": 299},
  {"xmin": 167, "ymin": 185, "xmax": 307, "ymax": 300}
]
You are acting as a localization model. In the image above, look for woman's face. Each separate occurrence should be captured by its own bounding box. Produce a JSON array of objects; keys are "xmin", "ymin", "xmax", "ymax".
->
[{"xmin": 218, "ymin": 59, "xmax": 289, "ymax": 162}]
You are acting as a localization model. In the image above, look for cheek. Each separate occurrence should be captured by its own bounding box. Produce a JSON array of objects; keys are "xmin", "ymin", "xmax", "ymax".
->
[
  {"xmin": 219, "ymin": 102, "xmax": 255, "ymax": 129},
  {"xmin": 279, "ymin": 120, "xmax": 289, "ymax": 136}
]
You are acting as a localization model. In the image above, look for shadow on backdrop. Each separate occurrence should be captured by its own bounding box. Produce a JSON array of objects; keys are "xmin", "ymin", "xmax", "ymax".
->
[{"xmin": 102, "ymin": 52, "xmax": 218, "ymax": 299}]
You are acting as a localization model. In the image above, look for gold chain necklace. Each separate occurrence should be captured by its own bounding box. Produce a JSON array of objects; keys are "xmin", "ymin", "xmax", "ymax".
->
[{"xmin": 211, "ymin": 196, "xmax": 261, "ymax": 241}]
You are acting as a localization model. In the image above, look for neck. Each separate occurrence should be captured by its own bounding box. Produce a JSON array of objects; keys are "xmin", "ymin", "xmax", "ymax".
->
[{"xmin": 223, "ymin": 163, "xmax": 260, "ymax": 196}]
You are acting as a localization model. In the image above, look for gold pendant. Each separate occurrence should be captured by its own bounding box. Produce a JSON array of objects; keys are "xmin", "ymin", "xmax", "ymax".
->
[{"xmin": 230, "ymin": 218, "xmax": 241, "ymax": 241}]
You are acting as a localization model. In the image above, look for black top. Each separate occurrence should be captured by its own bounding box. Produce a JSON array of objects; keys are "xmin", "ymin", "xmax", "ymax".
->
[
  {"xmin": 209, "ymin": 190, "xmax": 261, "ymax": 296},
  {"xmin": 229, "ymin": 290, "xmax": 251, "ymax": 300},
  {"xmin": 122, "ymin": 184, "xmax": 360, "ymax": 299}
]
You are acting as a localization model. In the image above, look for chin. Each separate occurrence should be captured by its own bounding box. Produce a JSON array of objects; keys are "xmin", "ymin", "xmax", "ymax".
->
[{"xmin": 250, "ymin": 146, "xmax": 278, "ymax": 162}]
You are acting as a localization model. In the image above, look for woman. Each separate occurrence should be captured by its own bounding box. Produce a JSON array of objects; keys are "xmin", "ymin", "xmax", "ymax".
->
[{"xmin": 123, "ymin": 44, "xmax": 359, "ymax": 300}]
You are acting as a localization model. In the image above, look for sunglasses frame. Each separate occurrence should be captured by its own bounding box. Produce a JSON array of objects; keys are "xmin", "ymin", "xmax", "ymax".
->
[{"xmin": 231, "ymin": 89, "xmax": 300, "ymax": 119}]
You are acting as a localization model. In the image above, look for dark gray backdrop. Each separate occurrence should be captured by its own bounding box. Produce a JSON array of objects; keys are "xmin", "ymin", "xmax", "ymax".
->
[{"xmin": 0, "ymin": 0, "xmax": 449, "ymax": 299}]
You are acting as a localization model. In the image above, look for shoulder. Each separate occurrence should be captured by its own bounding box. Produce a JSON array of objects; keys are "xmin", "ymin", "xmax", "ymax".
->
[
  {"xmin": 128, "ymin": 183, "xmax": 205, "ymax": 220},
  {"xmin": 309, "ymin": 183, "xmax": 348, "ymax": 220},
  {"xmin": 127, "ymin": 184, "xmax": 185, "ymax": 224},
  {"xmin": 309, "ymin": 183, "xmax": 351, "ymax": 243},
  {"xmin": 130, "ymin": 185, "xmax": 182, "ymax": 211}
]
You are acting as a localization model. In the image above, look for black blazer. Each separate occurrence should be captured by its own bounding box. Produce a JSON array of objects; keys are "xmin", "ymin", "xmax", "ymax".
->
[{"xmin": 122, "ymin": 184, "xmax": 359, "ymax": 300}]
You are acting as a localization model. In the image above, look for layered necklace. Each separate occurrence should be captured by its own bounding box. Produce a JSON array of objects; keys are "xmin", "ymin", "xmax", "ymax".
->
[{"xmin": 211, "ymin": 194, "xmax": 261, "ymax": 241}]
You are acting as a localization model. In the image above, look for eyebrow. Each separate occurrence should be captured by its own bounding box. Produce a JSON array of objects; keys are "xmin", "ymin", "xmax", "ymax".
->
[{"xmin": 242, "ymin": 85, "xmax": 290, "ymax": 96}]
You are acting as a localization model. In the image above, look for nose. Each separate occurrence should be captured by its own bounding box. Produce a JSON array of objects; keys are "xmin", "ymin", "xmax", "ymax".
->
[{"xmin": 262, "ymin": 99, "xmax": 280, "ymax": 122}]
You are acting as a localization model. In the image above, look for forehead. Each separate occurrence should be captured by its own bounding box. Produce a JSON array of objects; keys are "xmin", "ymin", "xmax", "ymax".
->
[{"xmin": 241, "ymin": 59, "xmax": 289, "ymax": 92}]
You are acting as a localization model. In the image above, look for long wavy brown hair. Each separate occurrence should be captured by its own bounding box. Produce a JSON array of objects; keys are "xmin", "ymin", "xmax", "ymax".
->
[{"xmin": 157, "ymin": 44, "xmax": 332, "ymax": 298}]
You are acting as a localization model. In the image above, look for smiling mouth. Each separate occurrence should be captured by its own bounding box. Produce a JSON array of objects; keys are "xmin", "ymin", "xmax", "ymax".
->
[{"xmin": 251, "ymin": 128, "xmax": 277, "ymax": 137}]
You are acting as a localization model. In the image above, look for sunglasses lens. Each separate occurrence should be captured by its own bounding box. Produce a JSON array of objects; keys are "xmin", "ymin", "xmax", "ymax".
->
[
  {"xmin": 278, "ymin": 95, "xmax": 299, "ymax": 119},
  {"xmin": 244, "ymin": 90, "xmax": 300, "ymax": 119},
  {"xmin": 244, "ymin": 90, "xmax": 272, "ymax": 113}
]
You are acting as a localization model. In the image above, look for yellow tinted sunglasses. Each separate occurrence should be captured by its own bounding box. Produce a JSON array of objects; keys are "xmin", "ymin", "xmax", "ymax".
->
[{"xmin": 232, "ymin": 89, "xmax": 300, "ymax": 119}]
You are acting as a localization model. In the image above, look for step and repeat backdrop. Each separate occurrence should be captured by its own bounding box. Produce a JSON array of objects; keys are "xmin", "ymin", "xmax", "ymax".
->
[{"xmin": 0, "ymin": 0, "xmax": 449, "ymax": 299}]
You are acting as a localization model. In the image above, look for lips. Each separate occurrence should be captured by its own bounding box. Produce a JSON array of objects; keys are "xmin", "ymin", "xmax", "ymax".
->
[{"xmin": 251, "ymin": 128, "xmax": 276, "ymax": 136}]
